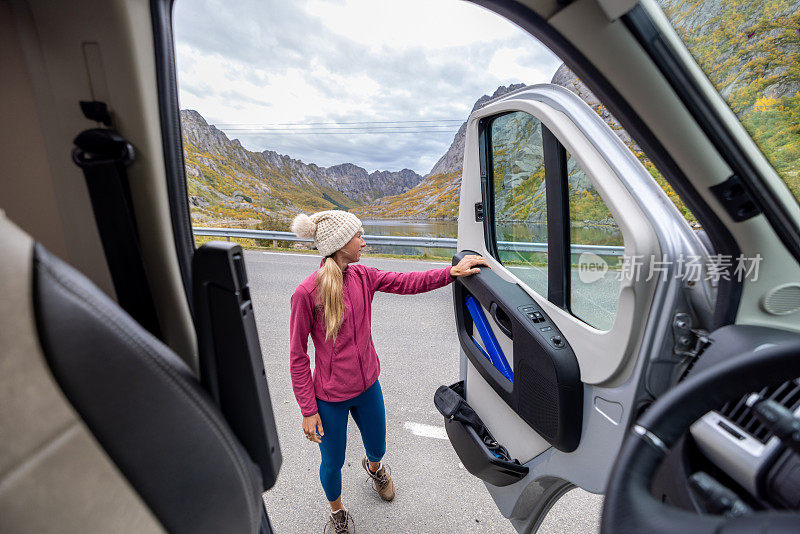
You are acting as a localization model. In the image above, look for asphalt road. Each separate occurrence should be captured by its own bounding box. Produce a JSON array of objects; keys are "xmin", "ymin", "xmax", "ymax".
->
[{"xmin": 248, "ymin": 251, "xmax": 603, "ymax": 533}]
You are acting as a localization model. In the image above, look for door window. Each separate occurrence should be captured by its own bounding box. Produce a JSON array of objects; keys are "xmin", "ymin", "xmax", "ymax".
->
[
  {"xmin": 484, "ymin": 115, "xmax": 625, "ymax": 330},
  {"xmin": 567, "ymin": 151, "xmax": 623, "ymax": 330},
  {"xmin": 487, "ymin": 111, "xmax": 548, "ymax": 297}
]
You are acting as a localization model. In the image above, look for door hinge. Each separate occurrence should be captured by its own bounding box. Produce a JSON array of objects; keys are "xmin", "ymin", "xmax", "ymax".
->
[
  {"xmin": 673, "ymin": 312, "xmax": 710, "ymax": 359},
  {"xmin": 474, "ymin": 202, "xmax": 484, "ymax": 222}
]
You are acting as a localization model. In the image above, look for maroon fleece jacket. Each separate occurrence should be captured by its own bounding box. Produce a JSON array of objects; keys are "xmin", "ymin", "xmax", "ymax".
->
[{"xmin": 289, "ymin": 262, "xmax": 454, "ymax": 416}]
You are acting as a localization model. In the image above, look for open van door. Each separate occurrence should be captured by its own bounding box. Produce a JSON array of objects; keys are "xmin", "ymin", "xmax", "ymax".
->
[{"xmin": 441, "ymin": 84, "xmax": 715, "ymax": 532}]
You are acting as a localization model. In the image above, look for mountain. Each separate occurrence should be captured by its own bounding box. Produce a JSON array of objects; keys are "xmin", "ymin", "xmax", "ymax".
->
[
  {"xmin": 181, "ymin": 110, "xmax": 423, "ymax": 227},
  {"xmin": 325, "ymin": 164, "xmax": 423, "ymax": 201},
  {"xmin": 489, "ymin": 111, "xmax": 547, "ymax": 223},
  {"xmin": 185, "ymin": 0, "xmax": 798, "ymax": 230},
  {"xmin": 354, "ymin": 83, "xmax": 527, "ymax": 220},
  {"xmin": 356, "ymin": 0, "xmax": 800, "ymax": 222},
  {"xmin": 353, "ymin": 73, "xmax": 670, "ymax": 222},
  {"xmin": 658, "ymin": 0, "xmax": 799, "ymax": 198},
  {"xmin": 660, "ymin": 0, "xmax": 800, "ymax": 102},
  {"xmin": 425, "ymin": 85, "xmax": 528, "ymax": 177},
  {"xmin": 549, "ymin": 63, "xmax": 692, "ymax": 221}
]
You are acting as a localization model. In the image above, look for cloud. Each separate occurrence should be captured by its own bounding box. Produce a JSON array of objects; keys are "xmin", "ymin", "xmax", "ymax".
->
[
  {"xmin": 304, "ymin": 0, "xmax": 522, "ymax": 49},
  {"xmin": 174, "ymin": 0, "xmax": 561, "ymax": 173},
  {"xmin": 249, "ymin": 130, "xmax": 455, "ymax": 172}
]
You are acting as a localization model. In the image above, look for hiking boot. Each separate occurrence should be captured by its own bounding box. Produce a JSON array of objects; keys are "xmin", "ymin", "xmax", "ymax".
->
[
  {"xmin": 362, "ymin": 456, "xmax": 395, "ymax": 501},
  {"xmin": 324, "ymin": 508, "xmax": 354, "ymax": 534}
]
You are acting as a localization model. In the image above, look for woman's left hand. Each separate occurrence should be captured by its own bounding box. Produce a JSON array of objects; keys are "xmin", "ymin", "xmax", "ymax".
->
[{"xmin": 450, "ymin": 254, "xmax": 490, "ymax": 277}]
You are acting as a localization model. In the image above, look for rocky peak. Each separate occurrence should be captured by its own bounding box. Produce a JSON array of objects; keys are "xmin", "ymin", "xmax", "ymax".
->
[
  {"xmin": 181, "ymin": 109, "xmax": 231, "ymax": 152},
  {"xmin": 428, "ymin": 83, "xmax": 527, "ymax": 177},
  {"xmin": 356, "ymin": 83, "xmax": 530, "ymax": 220},
  {"xmin": 326, "ymin": 163, "xmax": 369, "ymax": 183},
  {"xmin": 470, "ymin": 83, "xmax": 528, "ymax": 113},
  {"xmin": 368, "ymin": 168, "xmax": 424, "ymax": 196},
  {"xmin": 427, "ymin": 122, "xmax": 467, "ymax": 177},
  {"xmin": 550, "ymin": 64, "xmax": 633, "ymax": 147}
]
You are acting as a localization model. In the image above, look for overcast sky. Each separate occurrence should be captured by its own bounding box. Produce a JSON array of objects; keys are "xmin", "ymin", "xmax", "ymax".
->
[{"xmin": 174, "ymin": 0, "xmax": 561, "ymax": 175}]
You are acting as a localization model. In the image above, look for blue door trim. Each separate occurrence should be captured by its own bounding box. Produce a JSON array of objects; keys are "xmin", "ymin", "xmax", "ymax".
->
[{"xmin": 465, "ymin": 295, "xmax": 513, "ymax": 382}]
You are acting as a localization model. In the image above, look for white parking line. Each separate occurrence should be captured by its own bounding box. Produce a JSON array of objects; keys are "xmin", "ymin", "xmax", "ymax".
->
[{"xmin": 404, "ymin": 421, "xmax": 448, "ymax": 440}]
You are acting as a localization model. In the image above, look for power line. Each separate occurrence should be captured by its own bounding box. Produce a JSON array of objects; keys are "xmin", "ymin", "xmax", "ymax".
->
[
  {"xmin": 214, "ymin": 119, "xmax": 464, "ymax": 127},
  {"xmin": 223, "ymin": 130, "xmax": 457, "ymax": 135},
  {"xmin": 220, "ymin": 126, "xmax": 459, "ymax": 132}
]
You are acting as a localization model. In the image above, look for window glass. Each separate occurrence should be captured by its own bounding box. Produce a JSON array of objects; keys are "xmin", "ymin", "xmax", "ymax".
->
[
  {"xmin": 566, "ymin": 151, "xmax": 624, "ymax": 330},
  {"xmin": 489, "ymin": 111, "xmax": 548, "ymax": 297},
  {"xmin": 660, "ymin": 0, "xmax": 800, "ymax": 206}
]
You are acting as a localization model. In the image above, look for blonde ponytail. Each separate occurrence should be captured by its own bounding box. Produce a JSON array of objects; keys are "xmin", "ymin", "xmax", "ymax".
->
[{"xmin": 316, "ymin": 257, "xmax": 344, "ymax": 340}]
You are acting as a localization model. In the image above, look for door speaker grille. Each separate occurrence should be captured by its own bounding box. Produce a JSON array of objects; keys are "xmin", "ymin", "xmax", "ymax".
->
[
  {"xmin": 761, "ymin": 284, "xmax": 800, "ymax": 316},
  {"xmin": 516, "ymin": 359, "xmax": 559, "ymax": 441}
]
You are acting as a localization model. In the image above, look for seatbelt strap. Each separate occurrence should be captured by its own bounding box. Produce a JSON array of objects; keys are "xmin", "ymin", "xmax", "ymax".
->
[{"xmin": 72, "ymin": 127, "xmax": 162, "ymax": 338}]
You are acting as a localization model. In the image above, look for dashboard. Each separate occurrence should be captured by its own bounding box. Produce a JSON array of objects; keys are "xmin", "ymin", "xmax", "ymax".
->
[{"xmin": 649, "ymin": 326, "xmax": 800, "ymax": 514}]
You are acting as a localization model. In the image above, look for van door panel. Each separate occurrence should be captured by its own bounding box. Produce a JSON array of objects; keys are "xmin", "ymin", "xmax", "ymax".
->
[{"xmin": 453, "ymin": 250, "xmax": 582, "ymax": 453}]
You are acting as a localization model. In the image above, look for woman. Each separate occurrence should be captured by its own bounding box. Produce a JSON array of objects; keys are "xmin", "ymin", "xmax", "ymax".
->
[{"xmin": 288, "ymin": 210, "xmax": 487, "ymax": 533}]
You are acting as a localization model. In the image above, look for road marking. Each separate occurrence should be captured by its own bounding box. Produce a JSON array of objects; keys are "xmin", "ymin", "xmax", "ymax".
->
[
  {"xmin": 404, "ymin": 421, "xmax": 448, "ymax": 440},
  {"xmin": 247, "ymin": 251, "xmax": 318, "ymax": 258}
]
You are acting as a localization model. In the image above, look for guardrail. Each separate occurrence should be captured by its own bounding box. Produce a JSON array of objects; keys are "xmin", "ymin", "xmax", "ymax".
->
[{"xmin": 193, "ymin": 227, "xmax": 624, "ymax": 256}]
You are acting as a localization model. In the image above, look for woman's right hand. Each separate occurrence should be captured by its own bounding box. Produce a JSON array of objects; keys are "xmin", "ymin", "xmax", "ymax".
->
[
  {"xmin": 303, "ymin": 413, "xmax": 325, "ymax": 443},
  {"xmin": 450, "ymin": 254, "xmax": 489, "ymax": 277}
]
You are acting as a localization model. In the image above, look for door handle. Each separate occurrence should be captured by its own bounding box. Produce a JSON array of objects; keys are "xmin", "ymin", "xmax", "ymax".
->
[{"xmin": 489, "ymin": 302, "xmax": 513, "ymax": 338}]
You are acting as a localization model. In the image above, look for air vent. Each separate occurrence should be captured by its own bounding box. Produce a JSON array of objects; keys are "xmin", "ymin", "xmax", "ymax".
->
[
  {"xmin": 719, "ymin": 379, "xmax": 800, "ymax": 443},
  {"xmin": 761, "ymin": 284, "xmax": 800, "ymax": 316}
]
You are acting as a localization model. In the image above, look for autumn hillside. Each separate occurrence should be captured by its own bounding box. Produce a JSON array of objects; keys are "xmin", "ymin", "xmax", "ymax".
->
[
  {"xmin": 660, "ymin": 0, "xmax": 800, "ymax": 198},
  {"xmin": 354, "ymin": 170, "xmax": 462, "ymax": 220},
  {"xmin": 185, "ymin": 0, "xmax": 799, "ymax": 231},
  {"xmin": 182, "ymin": 110, "xmax": 422, "ymax": 228}
]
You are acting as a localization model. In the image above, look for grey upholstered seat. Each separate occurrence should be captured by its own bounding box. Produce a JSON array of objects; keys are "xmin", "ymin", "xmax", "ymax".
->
[{"xmin": 0, "ymin": 214, "xmax": 265, "ymax": 534}]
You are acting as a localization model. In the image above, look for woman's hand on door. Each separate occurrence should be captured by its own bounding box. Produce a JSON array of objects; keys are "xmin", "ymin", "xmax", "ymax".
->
[{"xmin": 451, "ymin": 255, "xmax": 489, "ymax": 278}]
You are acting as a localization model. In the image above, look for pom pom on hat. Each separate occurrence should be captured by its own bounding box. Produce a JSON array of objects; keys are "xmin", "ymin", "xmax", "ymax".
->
[{"xmin": 291, "ymin": 213, "xmax": 317, "ymax": 239}]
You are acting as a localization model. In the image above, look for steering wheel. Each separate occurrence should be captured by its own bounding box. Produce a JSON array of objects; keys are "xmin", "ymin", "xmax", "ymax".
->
[{"xmin": 601, "ymin": 338, "xmax": 800, "ymax": 534}]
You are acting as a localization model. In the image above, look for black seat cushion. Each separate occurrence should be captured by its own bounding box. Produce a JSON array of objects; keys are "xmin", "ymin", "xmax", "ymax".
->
[{"xmin": 33, "ymin": 244, "xmax": 263, "ymax": 534}]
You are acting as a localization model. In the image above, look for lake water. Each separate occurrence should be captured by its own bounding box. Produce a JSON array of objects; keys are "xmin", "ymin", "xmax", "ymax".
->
[
  {"xmin": 361, "ymin": 219, "xmax": 458, "ymax": 239},
  {"xmin": 360, "ymin": 219, "xmax": 622, "ymax": 257}
]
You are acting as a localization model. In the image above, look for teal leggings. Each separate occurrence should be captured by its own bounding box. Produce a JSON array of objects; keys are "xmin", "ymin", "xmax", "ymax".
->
[{"xmin": 316, "ymin": 380, "xmax": 386, "ymax": 502}]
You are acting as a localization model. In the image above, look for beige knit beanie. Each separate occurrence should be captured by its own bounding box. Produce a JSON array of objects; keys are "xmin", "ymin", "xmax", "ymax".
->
[{"xmin": 291, "ymin": 210, "xmax": 364, "ymax": 257}]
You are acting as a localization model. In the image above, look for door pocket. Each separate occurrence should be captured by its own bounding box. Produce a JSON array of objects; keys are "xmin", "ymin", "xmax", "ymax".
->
[{"xmin": 435, "ymin": 381, "xmax": 528, "ymax": 486}]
